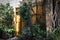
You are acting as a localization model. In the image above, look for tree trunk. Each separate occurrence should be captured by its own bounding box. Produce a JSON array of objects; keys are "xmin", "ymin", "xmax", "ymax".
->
[{"xmin": 45, "ymin": 0, "xmax": 53, "ymax": 39}]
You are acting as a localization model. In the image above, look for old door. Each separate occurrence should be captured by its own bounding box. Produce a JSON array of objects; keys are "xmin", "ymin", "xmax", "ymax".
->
[{"xmin": 31, "ymin": 1, "xmax": 46, "ymax": 30}]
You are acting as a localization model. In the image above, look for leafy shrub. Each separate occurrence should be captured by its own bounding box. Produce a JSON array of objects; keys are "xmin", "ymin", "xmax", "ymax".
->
[
  {"xmin": 32, "ymin": 24, "xmax": 46, "ymax": 40},
  {"xmin": 6, "ymin": 28, "xmax": 15, "ymax": 35},
  {"xmin": 21, "ymin": 24, "xmax": 46, "ymax": 40},
  {"xmin": 19, "ymin": 2, "xmax": 31, "ymax": 20}
]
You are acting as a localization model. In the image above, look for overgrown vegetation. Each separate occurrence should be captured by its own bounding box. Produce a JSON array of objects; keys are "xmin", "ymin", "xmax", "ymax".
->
[
  {"xmin": 19, "ymin": 2, "xmax": 31, "ymax": 20},
  {"xmin": 0, "ymin": 3, "xmax": 13, "ymax": 27},
  {"xmin": 49, "ymin": 27, "xmax": 60, "ymax": 40},
  {"xmin": 0, "ymin": 3, "xmax": 15, "ymax": 38},
  {"xmin": 21, "ymin": 24, "xmax": 46, "ymax": 40},
  {"xmin": 0, "ymin": 0, "xmax": 60, "ymax": 40},
  {"xmin": 18, "ymin": 1, "xmax": 46, "ymax": 40}
]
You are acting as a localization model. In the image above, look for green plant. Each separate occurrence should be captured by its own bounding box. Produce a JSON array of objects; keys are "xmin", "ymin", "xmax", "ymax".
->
[
  {"xmin": 49, "ymin": 27, "xmax": 60, "ymax": 40},
  {"xmin": 6, "ymin": 28, "xmax": 15, "ymax": 35},
  {"xmin": 0, "ymin": 3, "xmax": 14, "ymax": 35},
  {"xmin": 32, "ymin": 24, "xmax": 46, "ymax": 40},
  {"xmin": 0, "ymin": 3, "xmax": 13, "ymax": 27},
  {"xmin": 18, "ymin": 2, "xmax": 32, "ymax": 32},
  {"xmin": 19, "ymin": 2, "xmax": 31, "ymax": 20},
  {"xmin": 21, "ymin": 24, "xmax": 46, "ymax": 40}
]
